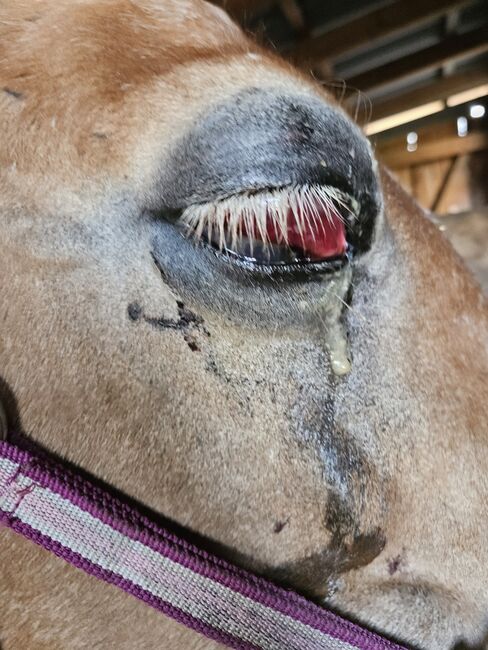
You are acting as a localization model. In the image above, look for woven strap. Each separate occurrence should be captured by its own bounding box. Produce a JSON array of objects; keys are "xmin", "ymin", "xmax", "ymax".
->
[{"xmin": 0, "ymin": 440, "xmax": 405, "ymax": 650}]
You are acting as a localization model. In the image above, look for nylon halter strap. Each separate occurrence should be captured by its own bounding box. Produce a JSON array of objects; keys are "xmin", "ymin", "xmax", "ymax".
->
[{"xmin": 0, "ymin": 438, "xmax": 406, "ymax": 650}]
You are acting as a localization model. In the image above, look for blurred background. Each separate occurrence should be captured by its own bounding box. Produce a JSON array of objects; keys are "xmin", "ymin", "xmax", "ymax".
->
[{"xmin": 213, "ymin": 0, "xmax": 488, "ymax": 290}]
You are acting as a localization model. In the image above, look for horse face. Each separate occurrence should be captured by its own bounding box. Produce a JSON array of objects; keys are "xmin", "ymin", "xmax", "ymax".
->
[
  {"xmin": 2, "ymin": 1, "xmax": 487, "ymax": 645},
  {"xmin": 1, "ymin": 0, "xmax": 386, "ymax": 593}
]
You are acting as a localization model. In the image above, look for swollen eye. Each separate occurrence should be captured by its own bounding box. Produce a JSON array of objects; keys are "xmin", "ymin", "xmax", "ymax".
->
[{"xmin": 179, "ymin": 185, "xmax": 356, "ymax": 267}]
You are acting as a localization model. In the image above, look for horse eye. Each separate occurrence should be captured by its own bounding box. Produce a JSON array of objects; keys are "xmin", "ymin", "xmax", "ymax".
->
[{"xmin": 179, "ymin": 185, "xmax": 357, "ymax": 270}]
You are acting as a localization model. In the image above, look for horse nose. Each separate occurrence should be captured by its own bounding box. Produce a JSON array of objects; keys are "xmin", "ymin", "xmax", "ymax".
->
[{"xmin": 161, "ymin": 87, "xmax": 382, "ymax": 255}]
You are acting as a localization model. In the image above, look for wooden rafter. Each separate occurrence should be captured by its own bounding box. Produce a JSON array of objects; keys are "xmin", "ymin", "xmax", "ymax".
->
[
  {"xmin": 213, "ymin": 0, "xmax": 275, "ymax": 20},
  {"xmin": 346, "ymin": 26, "xmax": 488, "ymax": 93},
  {"xmin": 290, "ymin": 0, "xmax": 473, "ymax": 65},
  {"xmin": 431, "ymin": 156, "xmax": 459, "ymax": 212},
  {"xmin": 279, "ymin": 0, "xmax": 307, "ymax": 35},
  {"xmin": 357, "ymin": 68, "xmax": 488, "ymax": 122}
]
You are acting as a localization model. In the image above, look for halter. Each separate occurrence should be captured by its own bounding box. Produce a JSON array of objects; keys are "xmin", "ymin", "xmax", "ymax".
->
[{"xmin": 0, "ymin": 433, "xmax": 406, "ymax": 650}]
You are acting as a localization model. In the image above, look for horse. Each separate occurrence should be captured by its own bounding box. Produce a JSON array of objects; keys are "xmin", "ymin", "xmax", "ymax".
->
[{"xmin": 0, "ymin": 1, "xmax": 487, "ymax": 648}]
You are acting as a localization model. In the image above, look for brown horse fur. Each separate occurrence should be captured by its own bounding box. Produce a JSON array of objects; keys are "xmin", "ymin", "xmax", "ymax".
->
[{"xmin": 0, "ymin": 1, "xmax": 487, "ymax": 648}]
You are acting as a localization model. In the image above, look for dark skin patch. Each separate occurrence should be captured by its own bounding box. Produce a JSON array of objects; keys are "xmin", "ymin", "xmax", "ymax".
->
[
  {"xmin": 183, "ymin": 333, "xmax": 200, "ymax": 352},
  {"xmin": 3, "ymin": 87, "xmax": 24, "ymax": 100},
  {"xmin": 91, "ymin": 132, "xmax": 109, "ymax": 139},
  {"xmin": 127, "ymin": 301, "xmax": 209, "ymax": 351},
  {"xmin": 454, "ymin": 633, "xmax": 488, "ymax": 650},
  {"xmin": 388, "ymin": 554, "xmax": 403, "ymax": 575},
  {"xmin": 203, "ymin": 352, "xmax": 267, "ymax": 417},
  {"xmin": 271, "ymin": 530, "xmax": 384, "ymax": 601},
  {"xmin": 286, "ymin": 103, "xmax": 315, "ymax": 144},
  {"xmin": 0, "ymin": 375, "xmax": 25, "ymax": 438},
  {"xmin": 127, "ymin": 302, "xmax": 142, "ymax": 321},
  {"xmin": 273, "ymin": 517, "xmax": 289, "ymax": 534},
  {"xmin": 270, "ymin": 548, "xmax": 344, "ymax": 599},
  {"xmin": 176, "ymin": 301, "xmax": 206, "ymax": 330},
  {"xmin": 0, "ymin": 402, "xmax": 6, "ymax": 440},
  {"xmin": 144, "ymin": 301, "xmax": 207, "ymax": 332},
  {"xmin": 324, "ymin": 488, "xmax": 386, "ymax": 575},
  {"xmin": 150, "ymin": 251, "xmax": 171, "ymax": 283},
  {"xmin": 205, "ymin": 356, "xmax": 222, "ymax": 377}
]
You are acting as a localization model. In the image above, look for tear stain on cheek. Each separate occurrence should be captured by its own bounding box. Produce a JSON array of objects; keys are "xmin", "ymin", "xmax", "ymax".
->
[
  {"xmin": 312, "ymin": 266, "xmax": 353, "ymax": 378},
  {"xmin": 327, "ymin": 321, "xmax": 351, "ymax": 377}
]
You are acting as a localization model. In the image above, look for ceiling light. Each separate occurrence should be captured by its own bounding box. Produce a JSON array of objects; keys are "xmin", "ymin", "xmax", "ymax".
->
[
  {"xmin": 406, "ymin": 131, "xmax": 418, "ymax": 151},
  {"xmin": 469, "ymin": 104, "xmax": 485, "ymax": 118},
  {"xmin": 457, "ymin": 116, "xmax": 468, "ymax": 137}
]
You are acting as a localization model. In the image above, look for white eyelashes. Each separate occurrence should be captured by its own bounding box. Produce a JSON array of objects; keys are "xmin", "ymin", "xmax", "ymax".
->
[{"xmin": 179, "ymin": 184, "xmax": 358, "ymax": 253}]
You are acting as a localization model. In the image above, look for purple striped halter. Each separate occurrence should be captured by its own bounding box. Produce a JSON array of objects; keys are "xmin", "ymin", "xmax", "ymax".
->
[{"xmin": 0, "ymin": 435, "xmax": 406, "ymax": 650}]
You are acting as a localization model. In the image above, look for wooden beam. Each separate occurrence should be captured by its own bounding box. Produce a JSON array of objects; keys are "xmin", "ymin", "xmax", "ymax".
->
[
  {"xmin": 431, "ymin": 155, "xmax": 459, "ymax": 211},
  {"xmin": 357, "ymin": 68, "xmax": 488, "ymax": 122},
  {"xmin": 290, "ymin": 0, "xmax": 472, "ymax": 65},
  {"xmin": 346, "ymin": 26, "xmax": 488, "ymax": 93},
  {"xmin": 377, "ymin": 131, "xmax": 488, "ymax": 168},
  {"xmin": 212, "ymin": 0, "xmax": 275, "ymax": 20},
  {"xmin": 279, "ymin": 0, "xmax": 307, "ymax": 35},
  {"xmin": 442, "ymin": 9, "xmax": 461, "ymax": 76}
]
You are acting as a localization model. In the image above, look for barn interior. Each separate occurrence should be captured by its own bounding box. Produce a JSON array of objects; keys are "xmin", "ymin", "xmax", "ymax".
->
[{"xmin": 214, "ymin": 0, "xmax": 488, "ymax": 290}]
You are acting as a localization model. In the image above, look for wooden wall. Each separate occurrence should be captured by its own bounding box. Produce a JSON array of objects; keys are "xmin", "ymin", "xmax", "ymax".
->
[
  {"xmin": 393, "ymin": 149, "xmax": 488, "ymax": 214},
  {"xmin": 391, "ymin": 149, "xmax": 488, "ymax": 291}
]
